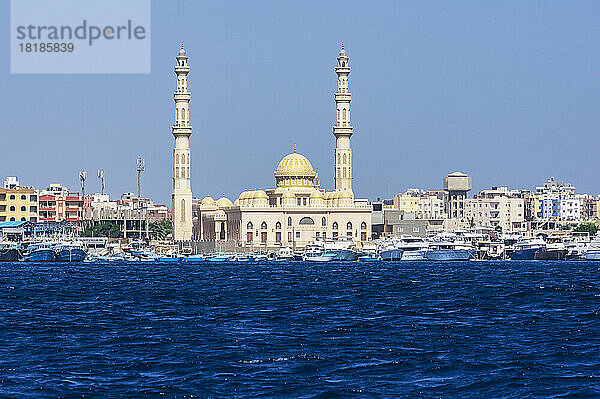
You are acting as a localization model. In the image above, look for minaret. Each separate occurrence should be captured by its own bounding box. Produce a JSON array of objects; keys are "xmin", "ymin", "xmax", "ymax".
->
[
  {"xmin": 333, "ymin": 42, "xmax": 353, "ymax": 192},
  {"xmin": 172, "ymin": 43, "xmax": 193, "ymax": 241}
]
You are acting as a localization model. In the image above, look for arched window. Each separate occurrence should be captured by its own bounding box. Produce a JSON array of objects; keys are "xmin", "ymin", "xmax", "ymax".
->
[
  {"xmin": 361, "ymin": 221, "xmax": 367, "ymax": 230},
  {"xmin": 9, "ymin": 195, "xmax": 15, "ymax": 200},
  {"xmin": 321, "ymin": 217, "xmax": 326, "ymax": 226},
  {"xmin": 343, "ymin": 153, "xmax": 346, "ymax": 163},
  {"xmin": 9, "ymin": 217, "xmax": 15, "ymax": 221},
  {"xmin": 332, "ymin": 222, "xmax": 338, "ymax": 230},
  {"xmin": 176, "ymin": 167, "xmax": 179, "ymax": 178},
  {"xmin": 275, "ymin": 221, "xmax": 281, "ymax": 230},
  {"xmin": 20, "ymin": 195, "xmax": 26, "ymax": 200},
  {"xmin": 287, "ymin": 217, "xmax": 292, "ymax": 226},
  {"xmin": 20, "ymin": 217, "xmax": 26, "ymax": 221},
  {"xmin": 261, "ymin": 222, "xmax": 267, "ymax": 230},
  {"xmin": 181, "ymin": 199, "xmax": 186, "ymax": 221},
  {"xmin": 347, "ymin": 222, "xmax": 352, "ymax": 230},
  {"xmin": 181, "ymin": 154, "xmax": 185, "ymax": 164},
  {"xmin": 299, "ymin": 217, "xmax": 315, "ymax": 225},
  {"xmin": 176, "ymin": 154, "xmax": 179, "ymax": 164},
  {"xmin": 342, "ymin": 109, "xmax": 346, "ymax": 120},
  {"xmin": 20, "ymin": 206, "xmax": 26, "ymax": 212},
  {"xmin": 9, "ymin": 206, "xmax": 15, "ymax": 212},
  {"xmin": 247, "ymin": 221, "xmax": 253, "ymax": 230}
]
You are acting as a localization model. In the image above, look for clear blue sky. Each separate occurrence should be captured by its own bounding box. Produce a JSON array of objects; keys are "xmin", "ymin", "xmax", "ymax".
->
[{"xmin": 1, "ymin": 1, "xmax": 599, "ymax": 205}]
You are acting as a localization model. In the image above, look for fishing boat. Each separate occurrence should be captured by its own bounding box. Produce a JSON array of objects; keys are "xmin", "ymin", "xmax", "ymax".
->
[
  {"xmin": 54, "ymin": 243, "xmax": 87, "ymax": 262},
  {"xmin": 0, "ymin": 242, "xmax": 21, "ymax": 261},
  {"xmin": 509, "ymin": 238, "xmax": 546, "ymax": 260},
  {"xmin": 25, "ymin": 242, "xmax": 55, "ymax": 262},
  {"xmin": 183, "ymin": 254, "xmax": 206, "ymax": 262},
  {"xmin": 206, "ymin": 254, "xmax": 232, "ymax": 262}
]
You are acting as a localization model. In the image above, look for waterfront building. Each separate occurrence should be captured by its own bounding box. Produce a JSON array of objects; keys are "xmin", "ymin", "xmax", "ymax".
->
[
  {"xmin": 194, "ymin": 45, "xmax": 372, "ymax": 250},
  {"xmin": 0, "ymin": 177, "xmax": 38, "ymax": 222},
  {"xmin": 38, "ymin": 184, "xmax": 85, "ymax": 223},
  {"xmin": 443, "ymin": 172, "xmax": 472, "ymax": 219},
  {"xmin": 536, "ymin": 177, "xmax": 575, "ymax": 198},
  {"xmin": 465, "ymin": 187, "xmax": 526, "ymax": 233},
  {"xmin": 171, "ymin": 44, "xmax": 193, "ymax": 242},
  {"xmin": 85, "ymin": 193, "xmax": 170, "ymax": 239}
]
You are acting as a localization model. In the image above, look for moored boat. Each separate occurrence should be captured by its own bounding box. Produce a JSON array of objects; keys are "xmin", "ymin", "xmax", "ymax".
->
[
  {"xmin": 54, "ymin": 243, "xmax": 87, "ymax": 262},
  {"xmin": 509, "ymin": 238, "xmax": 546, "ymax": 260}
]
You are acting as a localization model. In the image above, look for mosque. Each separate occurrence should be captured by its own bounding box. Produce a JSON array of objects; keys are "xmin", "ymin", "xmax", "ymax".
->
[{"xmin": 172, "ymin": 44, "xmax": 372, "ymax": 249}]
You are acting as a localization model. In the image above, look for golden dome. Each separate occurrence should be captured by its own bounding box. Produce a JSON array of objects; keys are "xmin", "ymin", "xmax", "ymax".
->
[
  {"xmin": 254, "ymin": 189, "xmax": 268, "ymax": 200},
  {"xmin": 234, "ymin": 199, "xmax": 240, "ymax": 205},
  {"xmin": 216, "ymin": 196, "xmax": 233, "ymax": 207},
  {"xmin": 275, "ymin": 151, "xmax": 316, "ymax": 178},
  {"xmin": 239, "ymin": 191, "xmax": 249, "ymax": 201},
  {"xmin": 201, "ymin": 196, "xmax": 215, "ymax": 206},
  {"xmin": 310, "ymin": 189, "xmax": 324, "ymax": 199},
  {"xmin": 282, "ymin": 189, "xmax": 295, "ymax": 199}
]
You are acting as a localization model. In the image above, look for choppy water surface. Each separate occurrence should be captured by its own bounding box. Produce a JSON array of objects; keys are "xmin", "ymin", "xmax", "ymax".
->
[{"xmin": 0, "ymin": 260, "xmax": 599, "ymax": 398}]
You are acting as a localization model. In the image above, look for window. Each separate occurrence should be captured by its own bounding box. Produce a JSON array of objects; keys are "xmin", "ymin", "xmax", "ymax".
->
[
  {"xmin": 20, "ymin": 206, "xmax": 26, "ymax": 212},
  {"xmin": 9, "ymin": 195, "xmax": 15, "ymax": 200},
  {"xmin": 332, "ymin": 232, "xmax": 338, "ymax": 238},
  {"xmin": 296, "ymin": 231, "xmax": 300, "ymax": 239},
  {"xmin": 323, "ymin": 232, "xmax": 326, "ymax": 239},
  {"xmin": 332, "ymin": 222, "xmax": 338, "ymax": 230},
  {"xmin": 21, "ymin": 195, "xmax": 26, "ymax": 200},
  {"xmin": 261, "ymin": 222, "xmax": 267, "ymax": 230},
  {"xmin": 275, "ymin": 221, "xmax": 281, "ymax": 230},
  {"xmin": 176, "ymin": 154, "xmax": 179, "ymax": 164},
  {"xmin": 261, "ymin": 232, "xmax": 267, "ymax": 243},
  {"xmin": 247, "ymin": 232, "xmax": 253, "ymax": 243},
  {"xmin": 361, "ymin": 222, "xmax": 367, "ymax": 230},
  {"xmin": 9, "ymin": 206, "xmax": 15, "ymax": 212},
  {"xmin": 361, "ymin": 232, "xmax": 367, "ymax": 241},
  {"xmin": 316, "ymin": 232, "xmax": 320, "ymax": 239},
  {"xmin": 322, "ymin": 217, "xmax": 326, "ymax": 226},
  {"xmin": 299, "ymin": 217, "xmax": 314, "ymax": 225},
  {"xmin": 287, "ymin": 217, "xmax": 292, "ymax": 227},
  {"xmin": 181, "ymin": 199, "xmax": 186, "ymax": 222},
  {"xmin": 347, "ymin": 222, "xmax": 352, "ymax": 230},
  {"xmin": 303, "ymin": 198, "xmax": 307, "ymax": 206},
  {"xmin": 288, "ymin": 232, "xmax": 292, "ymax": 241},
  {"xmin": 20, "ymin": 217, "xmax": 26, "ymax": 221},
  {"xmin": 9, "ymin": 217, "xmax": 15, "ymax": 221},
  {"xmin": 297, "ymin": 198, "xmax": 301, "ymax": 206},
  {"xmin": 413, "ymin": 227, "xmax": 419, "ymax": 233},
  {"xmin": 247, "ymin": 222, "xmax": 253, "ymax": 230}
]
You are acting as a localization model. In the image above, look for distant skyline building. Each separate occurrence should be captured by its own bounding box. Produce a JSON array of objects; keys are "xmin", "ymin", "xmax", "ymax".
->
[{"xmin": 172, "ymin": 44, "xmax": 193, "ymax": 241}]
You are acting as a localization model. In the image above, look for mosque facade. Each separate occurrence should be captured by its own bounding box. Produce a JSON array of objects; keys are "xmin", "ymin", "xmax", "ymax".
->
[{"xmin": 193, "ymin": 45, "xmax": 372, "ymax": 249}]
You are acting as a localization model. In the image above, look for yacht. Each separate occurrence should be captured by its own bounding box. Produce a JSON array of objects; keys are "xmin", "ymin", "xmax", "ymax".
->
[
  {"xmin": 397, "ymin": 236, "xmax": 430, "ymax": 260},
  {"xmin": 278, "ymin": 246, "xmax": 294, "ymax": 261},
  {"xmin": 425, "ymin": 241, "xmax": 475, "ymax": 261},
  {"xmin": 377, "ymin": 238, "xmax": 404, "ymax": 261},
  {"xmin": 534, "ymin": 241, "xmax": 568, "ymax": 260},
  {"xmin": 509, "ymin": 238, "xmax": 546, "ymax": 260},
  {"xmin": 583, "ymin": 236, "xmax": 600, "ymax": 260},
  {"xmin": 321, "ymin": 236, "xmax": 359, "ymax": 261}
]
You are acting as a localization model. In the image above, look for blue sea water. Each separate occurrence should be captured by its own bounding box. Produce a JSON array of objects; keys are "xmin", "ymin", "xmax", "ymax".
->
[{"xmin": 0, "ymin": 260, "xmax": 599, "ymax": 398}]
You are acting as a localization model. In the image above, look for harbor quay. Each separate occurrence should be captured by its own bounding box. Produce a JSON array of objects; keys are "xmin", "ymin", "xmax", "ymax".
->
[{"xmin": 2, "ymin": 45, "xmax": 600, "ymax": 262}]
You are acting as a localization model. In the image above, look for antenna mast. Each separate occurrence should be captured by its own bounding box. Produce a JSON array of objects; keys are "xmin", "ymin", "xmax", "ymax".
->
[
  {"xmin": 79, "ymin": 171, "xmax": 87, "ymax": 197},
  {"xmin": 97, "ymin": 170, "xmax": 105, "ymax": 195},
  {"xmin": 136, "ymin": 156, "xmax": 145, "ymax": 198}
]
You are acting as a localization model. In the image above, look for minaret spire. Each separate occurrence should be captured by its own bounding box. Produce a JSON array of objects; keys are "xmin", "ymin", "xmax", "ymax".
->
[
  {"xmin": 333, "ymin": 43, "xmax": 353, "ymax": 193},
  {"xmin": 172, "ymin": 44, "xmax": 193, "ymax": 241}
]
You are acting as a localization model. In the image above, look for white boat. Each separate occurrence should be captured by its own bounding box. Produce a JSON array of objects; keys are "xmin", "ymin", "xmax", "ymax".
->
[
  {"xmin": 278, "ymin": 246, "xmax": 294, "ymax": 260},
  {"xmin": 583, "ymin": 236, "xmax": 600, "ymax": 260}
]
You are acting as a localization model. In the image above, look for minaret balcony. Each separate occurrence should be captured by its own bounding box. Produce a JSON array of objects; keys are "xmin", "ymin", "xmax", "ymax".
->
[
  {"xmin": 174, "ymin": 66, "xmax": 190, "ymax": 73},
  {"xmin": 334, "ymin": 93, "xmax": 352, "ymax": 101},
  {"xmin": 335, "ymin": 66, "xmax": 350, "ymax": 73},
  {"xmin": 333, "ymin": 126, "xmax": 353, "ymax": 135},
  {"xmin": 174, "ymin": 92, "xmax": 191, "ymax": 101}
]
